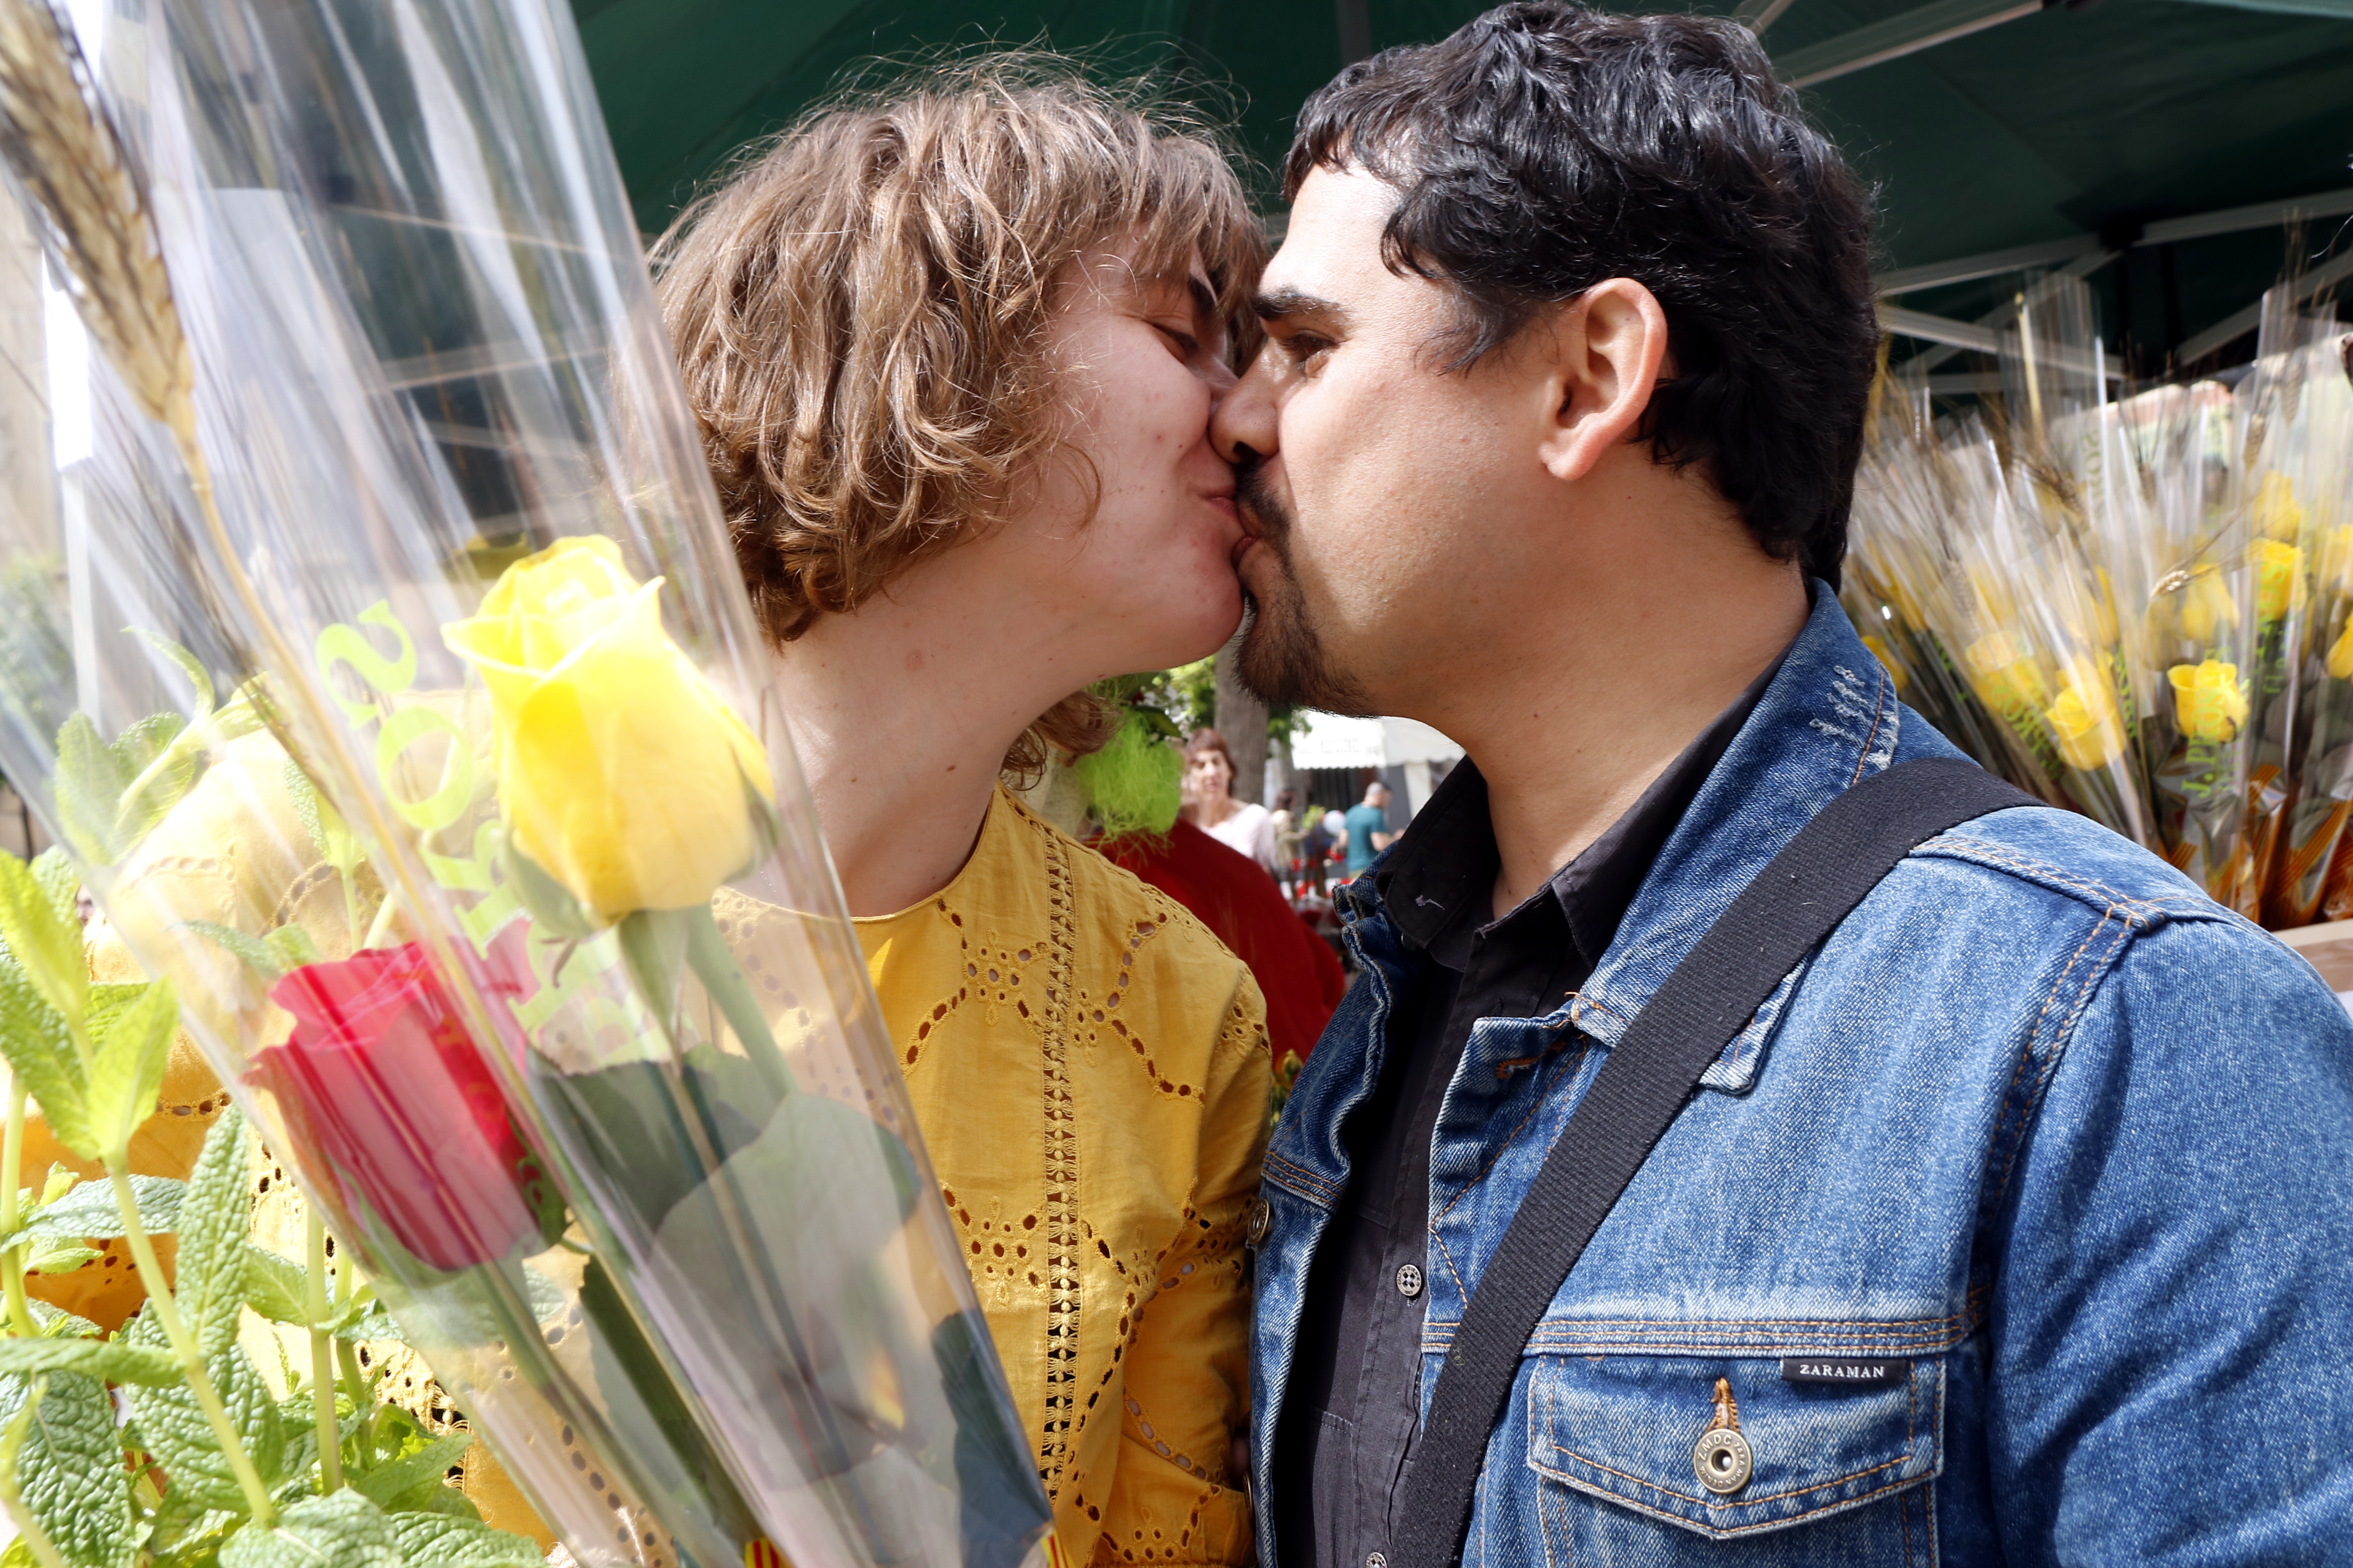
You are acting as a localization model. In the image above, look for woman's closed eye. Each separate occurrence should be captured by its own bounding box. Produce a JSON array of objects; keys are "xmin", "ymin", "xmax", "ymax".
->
[{"xmin": 1154, "ymin": 320, "xmax": 1203, "ymax": 361}]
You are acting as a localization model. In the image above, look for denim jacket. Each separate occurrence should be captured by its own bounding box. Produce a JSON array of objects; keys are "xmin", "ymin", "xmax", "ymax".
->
[{"xmin": 1249, "ymin": 590, "xmax": 2353, "ymax": 1566}]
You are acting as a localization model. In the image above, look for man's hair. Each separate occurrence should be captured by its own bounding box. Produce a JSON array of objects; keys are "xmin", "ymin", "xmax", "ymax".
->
[
  {"xmin": 1285, "ymin": 3, "xmax": 1877, "ymax": 585},
  {"xmin": 655, "ymin": 58, "xmax": 1265, "ymax": 768}
]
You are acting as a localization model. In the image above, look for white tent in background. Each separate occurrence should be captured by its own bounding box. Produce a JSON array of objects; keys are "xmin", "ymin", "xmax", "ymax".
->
[{"xmin": 1286, "ymin": 712, "xmax": 1465, "ymax": 816}]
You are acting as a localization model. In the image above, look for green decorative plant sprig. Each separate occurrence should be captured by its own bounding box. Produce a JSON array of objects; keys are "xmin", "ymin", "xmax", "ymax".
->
[{"xmin": 0, "ymin": 846, "xmax": 547, "ymax": 1568}]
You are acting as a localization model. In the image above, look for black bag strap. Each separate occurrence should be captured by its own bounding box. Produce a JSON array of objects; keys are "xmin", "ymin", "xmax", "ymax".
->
[{"xmin": 1391, "ymin": 756, "xmax": 2037, "ymax": 1568}]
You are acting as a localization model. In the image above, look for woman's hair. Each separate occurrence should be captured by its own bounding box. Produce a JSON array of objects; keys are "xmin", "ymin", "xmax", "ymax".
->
[
  {"xmin": 1185, "ymin": 727, "xmax": 1241, "ymax": 799},
  {"xmin": 654, "ymin": 56, "xmax": 1267, "ymax": 777}
]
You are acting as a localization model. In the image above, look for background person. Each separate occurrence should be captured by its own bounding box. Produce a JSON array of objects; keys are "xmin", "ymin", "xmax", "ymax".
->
[
  {"xmin": 658, "ymin": 61, "xmax": 1269, "ymax": 1565},
  {"xmin": 1214, "ymin": 6, "xmax": 2353, "ymax": 1563},
  {"xmin": 1183, "ymin": 726, "xmax": 1280, "ymax": 873},
  {"xmin": 1339, "ymin": 778, "xmax": 1392, "ymax": 877}
]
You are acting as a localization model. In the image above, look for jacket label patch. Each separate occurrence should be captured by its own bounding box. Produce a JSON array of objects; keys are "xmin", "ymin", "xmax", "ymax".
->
[{"xmin": 1779, "ymin": 1357, "xmax": 1911, "ymax": 1387}]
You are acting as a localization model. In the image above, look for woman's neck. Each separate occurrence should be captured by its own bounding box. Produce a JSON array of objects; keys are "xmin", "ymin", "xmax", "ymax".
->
[{"xmin": 768, "ymin": 582, "xmax": 1090, "ymax": 917}]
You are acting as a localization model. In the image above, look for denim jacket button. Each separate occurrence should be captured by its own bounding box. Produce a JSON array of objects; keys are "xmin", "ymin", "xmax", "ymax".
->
[
  {"xmin": 1693, "ymin": 1426, "xmax": 1753, "ymax": 1495},
  {"xmin": 1244, "ymin": 1196, "xmax": 1272, "ymax": 1247}
]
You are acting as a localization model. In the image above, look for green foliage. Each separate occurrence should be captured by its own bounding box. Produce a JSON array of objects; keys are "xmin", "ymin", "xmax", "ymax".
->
[
  {"xmin": 86, "ymin": 981, "xmax": 177, "ymax": 1164},
  {"xmin": 5, "ymin": 1175, "xmax": 184, "ymax": 1251},
  {"xmin": 1071, "ymin": 709, "xmax": 1183, "ymax": 840},
  {"xmin": 51, "ymin": 639, "xmax": 268, "ymax": 870},
  {"xmin": 390, "ymin": 1512, "xmax": 548, "ymax": 1566},
  {"xmin": 0, "ymin": 1337, "xmax": 178, "ymax": 1386},
  {"xmin": 174, "ymin": 1111, "xmax": 256, "ymax": 1358},
  {"xmin": 1, "ymin": 1371, "xmax": 136, "ymax": 1568},
  {"xmin": 121, "ymin": 1319, "xmax": 288, "ymax": 1515},
  {"xmin": 347, "ymin": 1432, "xmax": 472, "ymax": 1514},
  {"xmin": 218, "ymin": 1489, "xmax": 400, "ymax": 1568},
  {"xmin": 0, "ymin": 851, "xmax": 86, "ymax": 1045}
]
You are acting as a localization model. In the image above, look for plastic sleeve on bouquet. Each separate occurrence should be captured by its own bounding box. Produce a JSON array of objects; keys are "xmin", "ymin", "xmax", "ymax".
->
[{"xmin": 0, "ymin": 2, "xmax": 1058, "ymax": 1567}]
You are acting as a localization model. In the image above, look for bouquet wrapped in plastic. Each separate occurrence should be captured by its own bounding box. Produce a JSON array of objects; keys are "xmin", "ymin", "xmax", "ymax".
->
[
  {"xmin": 1846, "ymin": 274, "xmax": 2353, "ymax": 927},
  {"xmin": 0, "ymin": 0, "xmax": 1054, "ymax": 1564}
]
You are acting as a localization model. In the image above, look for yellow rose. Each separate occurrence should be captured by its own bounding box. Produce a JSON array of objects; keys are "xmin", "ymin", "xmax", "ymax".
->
[
  {"xmin": 1860, "ymin": 633, "xmax": 1908, "ymax": 694},
  {"xmin": 2254, "ymin": 471, "xmax": 2305, "ymax": 541},
  {"xmin": 2317, "ymin": 527, "xmax": 2353, "ymax": 596},
  {"xmin": 2167, "ymin": 657, "xmax": 2249, "ymax": 745},
  {"xmin": 1962, "ymin": 631, "xmax": 2047, "ymax": 717},
  {"xmin": 2175, "ymin": 564, "xmax": 2239, "ymax": 645},
  {"xmin": 442, "ymin": 536, "xmax": 775, "ymax": 921},
  {"xmin": 2330, "ymin": 618, "xmax": 2353, "ymax": 681},
  {"xmin": 2251, "ymin": 538, "xmax": 2303, "ymax": 624},
  {"xmin": 2044, "ymin": 661, "xmax": 2125, "ymax": 771}
]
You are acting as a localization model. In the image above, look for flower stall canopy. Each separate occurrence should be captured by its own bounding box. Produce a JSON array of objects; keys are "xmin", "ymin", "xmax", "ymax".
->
[{"xmin": 568, "ymin": 0, "xmax": 2353, "ymax": 379}]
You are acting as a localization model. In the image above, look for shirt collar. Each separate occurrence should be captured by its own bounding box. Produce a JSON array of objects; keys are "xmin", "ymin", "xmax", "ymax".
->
[{"xmin": 1376, "ymin": 633, "xmax": 1792, "ymax": 976}]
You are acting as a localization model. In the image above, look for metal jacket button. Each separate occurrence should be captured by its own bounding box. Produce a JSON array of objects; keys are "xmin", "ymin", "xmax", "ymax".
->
[
  {"xmin": 1694, "ymin": 1376, "xmax": 1752, "ymax": 1495},
  {"xmin": 1395, "ymin": 1262, "xmax": 1424, "ymax": 1299},
  {"xmin": 1244, "ymin": 1196, "xmax": 1272, "ymax": 1247}
]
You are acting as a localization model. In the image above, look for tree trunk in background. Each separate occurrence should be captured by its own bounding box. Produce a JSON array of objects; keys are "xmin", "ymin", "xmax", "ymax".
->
[{"xmin": 1214, "ymin": 635, "xmax": 1270, "ymax": 806}]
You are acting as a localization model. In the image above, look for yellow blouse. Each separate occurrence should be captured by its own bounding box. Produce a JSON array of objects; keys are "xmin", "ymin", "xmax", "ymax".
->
[{"xmin": 858, "ymin": 788, "xmax": 1269, "ymax": 1568}]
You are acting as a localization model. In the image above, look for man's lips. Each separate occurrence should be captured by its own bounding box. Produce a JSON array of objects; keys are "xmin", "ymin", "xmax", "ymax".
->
[{"xmin": 1230, "ymin": 533, "xmax": 1259, "ymax": 569}]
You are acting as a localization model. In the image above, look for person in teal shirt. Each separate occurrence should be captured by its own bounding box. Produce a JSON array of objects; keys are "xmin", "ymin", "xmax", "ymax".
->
[{"xmin": 1341, "ymin": 781, "xmax": 1393, "ymax": 876}]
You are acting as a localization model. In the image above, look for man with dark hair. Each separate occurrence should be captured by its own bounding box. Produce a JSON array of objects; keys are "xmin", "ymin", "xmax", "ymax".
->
[{"xmin": 1217, "ymin": 5, "xmax": 2353, "ymax": 1563}]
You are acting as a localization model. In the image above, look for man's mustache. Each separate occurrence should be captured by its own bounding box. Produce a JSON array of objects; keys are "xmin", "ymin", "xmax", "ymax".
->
[{"xmin": 1233, "ymin": 450, "xmax": 1290, "ymax": 544}]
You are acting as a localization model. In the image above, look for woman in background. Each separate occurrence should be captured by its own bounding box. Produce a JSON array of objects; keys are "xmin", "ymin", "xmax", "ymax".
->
[
  {"xmin": 1181, "ymin": 728, "xmax": 1278, "ymax": 875},
  {"xmin": 657, "ymin": 61, "xmax": 1268, "ymax": 1567}
]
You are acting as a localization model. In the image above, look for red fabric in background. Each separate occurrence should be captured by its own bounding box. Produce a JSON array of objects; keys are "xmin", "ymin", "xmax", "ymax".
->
[{"xmin": 1098, "ymin": 819, "xmax": 1347, "ymax": 1071}]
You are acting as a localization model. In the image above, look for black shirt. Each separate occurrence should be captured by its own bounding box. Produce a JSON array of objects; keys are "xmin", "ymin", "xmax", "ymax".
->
[{"xmin": 1270, "ymin": 656, "xmax": 1783, "ymax": 1568}]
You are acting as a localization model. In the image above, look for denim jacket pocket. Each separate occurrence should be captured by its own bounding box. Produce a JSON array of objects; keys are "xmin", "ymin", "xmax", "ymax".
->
[{"xmin": 1522, "ymin": 1349, "xmax": 1944, "ymax": 1557}]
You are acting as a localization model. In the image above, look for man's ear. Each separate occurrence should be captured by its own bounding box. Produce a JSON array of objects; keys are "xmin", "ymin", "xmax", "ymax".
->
[{"xmin": 1534, "ymin": 279, "xmax": 1672, "ymax": 483}]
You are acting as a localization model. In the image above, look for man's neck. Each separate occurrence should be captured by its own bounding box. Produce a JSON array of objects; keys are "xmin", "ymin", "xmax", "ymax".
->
[
  {"xmin": 768, "ymin": 584, "xmax": 1095, "ymax": 918},
  {"xmin": 1427, "ymin": 565, "xmax": 1809, "ymax": 920}
]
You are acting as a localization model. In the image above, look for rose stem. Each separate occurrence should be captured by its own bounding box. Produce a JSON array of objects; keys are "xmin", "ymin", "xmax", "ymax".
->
[
  {"xmin": 105, "ymin": 1166, "xmax": 279, "ymax": 1525},
  {"xmin": 360, "ymin": 886, "xmax": 402, "ymax": 953},
  {"xmin": 0, "ymin": 1387, "xmax": 70, "ymax": 1568},
  {"xmin": 306, "ymin": 1207, "xmax": 343, "ymax": 1492},
  {"xmin": 1, "ymin": 1075, "xmax": 30, "ymax": 1335}
]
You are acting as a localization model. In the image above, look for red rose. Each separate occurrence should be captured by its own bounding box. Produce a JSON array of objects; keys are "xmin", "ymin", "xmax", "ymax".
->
[{"xmin": 252, "ymin": 932, "xmax": 539, "ymax": 1271}]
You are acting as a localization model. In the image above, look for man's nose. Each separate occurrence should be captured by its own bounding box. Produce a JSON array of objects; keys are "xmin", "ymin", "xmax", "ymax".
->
[{"xmin": 1212, "ymin": 353, "xmax": 1277, "ymax": 465}]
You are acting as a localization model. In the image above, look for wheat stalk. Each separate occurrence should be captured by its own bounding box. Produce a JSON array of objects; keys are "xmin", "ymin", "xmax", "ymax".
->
[{"xmin": 0, "ymin": 0, "xmax": 196, "ymax": 454}]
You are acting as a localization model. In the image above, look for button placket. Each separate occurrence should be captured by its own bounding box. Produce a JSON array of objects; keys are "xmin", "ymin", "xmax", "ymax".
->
[{"xmin": 1395, "ymin": 1262, "xmax": 1424, "ymax": 1299}]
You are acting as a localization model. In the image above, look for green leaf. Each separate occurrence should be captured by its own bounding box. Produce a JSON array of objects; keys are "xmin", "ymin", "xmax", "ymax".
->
[
  {"xmin": 25, "ymin": 1299, "xmax": 98, "ymax": 1340},
  {"xmin": 347, "ymin": 1431, "xmax": 471, "ymax": 1513},
  {"xmin": 0, "ymin": 1370, "xmax": 138, "ymax": 1568},
  {"xmin": 83, "ymin": 983, "xmax": 148, "ymax": 1050},
  {"xmin": 175, "ymin": 1109, "xmax": 254, "ymax": 1356},
  {"xmin": 54, "ymin": 712, "xmax": 130, "ymax": 866},
  {"xmin": 0, "ymin": 1335, "xmax": 180, "ymax": 1385},
  {"xmin": 240, "ymin": 1246, "xmax": 309, "ymax": 1328},
  {"xmin": 27, "ymin": 849, "xmax": 76, "ymax": 927},
  {"xmin": 387, "ymin": 1512, "xmax": 545, "ymax": 1567},
  {"xmin": 15, "ymin": 1174, "xmax": 185, "ymax": 1247},
  {"xmin": 131, "ymin": 630, "xmax": 216, "ymax": 718},
  {"xmin": 21, "ymin": 1241, "xmax": 99, "ymax": 1274},
  {"xmin": 0, "ymin": 851, "xmax": 86, "ymax": 1032},
  {"xmin": 121, "ymin": 1318, "xmax": 286, "ymax": 1513},
  {"xmin": 262, "ymin": 925, "xmax": 322, "ymax": 975},
  {"xmin": 218, "ymin": 1489, "xmax": 399, "ymax": 1568},
  {"xmin": 0, "ymin": 962, "xmax": 90, "ymax": 1159},
  {"xmin": 111, "ymin": 712, "xmax": 196, "ymax": 854},
  {"xmin": 88, "ymin": 979, "xmax": 178, "ymax": 1161},
  {"xmin": 330, "ymin": 1295, "xmax": 404, "ymax": 1345},
  {"xmin": 282, "ymin": 762, "xmax": 363, "ymax": 880},
  {"xmin": 180, "ymin": 921, "xmax": 287, "ymax": 984}
]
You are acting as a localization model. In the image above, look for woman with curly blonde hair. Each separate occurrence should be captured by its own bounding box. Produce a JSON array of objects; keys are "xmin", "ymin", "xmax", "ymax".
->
[{"xmin": 655, "ymin": 60, "xmax": 1270, "ymax": 1567}]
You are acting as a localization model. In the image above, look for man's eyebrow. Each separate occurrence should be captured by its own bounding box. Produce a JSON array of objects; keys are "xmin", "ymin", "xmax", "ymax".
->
[{"xmin": 1253, "ymin": 287, "xmax": 1347, "ymax": 326}]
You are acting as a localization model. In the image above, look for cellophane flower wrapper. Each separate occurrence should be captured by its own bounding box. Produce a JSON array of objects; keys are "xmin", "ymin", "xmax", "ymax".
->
[
  {"xmin": 0, "ymin": 3, "xmax": 1054, "ymax": 1567},
  {"xmin": 1848, "ymin": 273, "xmax": 2353, "ymax": 928}
]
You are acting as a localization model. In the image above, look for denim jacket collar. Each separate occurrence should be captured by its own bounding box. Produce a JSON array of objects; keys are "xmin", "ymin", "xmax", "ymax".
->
[{"xmin": 1337, "ymin": 585, "xmax": 1920, "ymax": 1088}]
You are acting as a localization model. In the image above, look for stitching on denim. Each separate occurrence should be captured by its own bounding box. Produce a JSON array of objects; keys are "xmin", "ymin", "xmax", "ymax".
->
[
  {"xmin": 1432, "ymin": 1044, "xmax": 1587, "ymax": 1227},
  {"xmin": 1537, "ymin": 1440, "xmax": 1910, "ymax": 1513},
  {"xmin": 1977, "ymin": 904, "xmax": 2113, "ymax": 1203},
  {"xmin": 1899, "ymin": 1477, "xmax": 1915, "ymax": 1568},
  {"xmin": 1429, "ymin": 1315, "xmax": 1986, "ymax": 1357},
  {"xmin": 1990, "ymin": 909, "xmax": 2134, "ymax": 1207},
  {"xmin": 1536, "ymin": 1461, "xmax": 1935, "ymax": 1540},
  {"xmin": 1432, "ymin": 1226, "xmax": 1467, "ymax": 1300},
  {"xmin": 1918, "ymin": 835, "xmax": 2194, "ymax": 921},
  {"xmin": 1425, "ymin": 1294, "xmax": 1987, "ymax": 1334},
  {"xmin": 1848, "ymin": 660, "xmax": 1894, "ymax": 787},
  {"xmin": 1262, "ymin": 1149, "xmax": 1340, "ymax": 1206}
]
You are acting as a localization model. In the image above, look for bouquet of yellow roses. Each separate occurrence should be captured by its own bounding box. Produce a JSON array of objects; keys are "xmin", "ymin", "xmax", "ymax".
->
[
  {"xmin": 0, "ymin": 1, "xmax": 1053, "ymax": 1565},
  {"xmin": 1846, "ymin": 276, "xmax": 2352, "ymax": 927}
]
